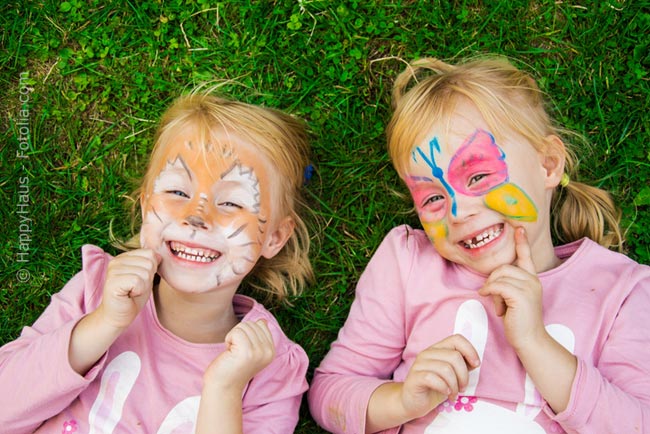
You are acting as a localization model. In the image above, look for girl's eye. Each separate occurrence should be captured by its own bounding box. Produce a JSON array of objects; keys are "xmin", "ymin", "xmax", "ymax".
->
[
  {"xmin": 219, "ymin": 201, "xmax": 243, "ymax": 209},
  {"xmin": 167, "ymin": 190, "xmax": 189, "ymax": 198},
  {"xmin": 423, "ymin": 195, "xmax": 444, "ymax": 207},
  {"xmin": 469, "ymin": 173, "xmax": 488, "ymax": 186}
]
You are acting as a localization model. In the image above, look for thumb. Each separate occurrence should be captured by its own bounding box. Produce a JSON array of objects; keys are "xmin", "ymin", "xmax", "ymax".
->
[{"xmin": 514, "ymin": 227, "xmax": 536, "ymax": 274}]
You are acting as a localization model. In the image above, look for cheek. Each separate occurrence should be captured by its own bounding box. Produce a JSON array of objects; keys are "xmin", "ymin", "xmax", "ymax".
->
[
  {"xmin": 222, "ymin": 214, "xmax": 266, "ymax": 251},
  {"xmin": 140, "ymin": 197, "xmax": 179, "ymax": 245},
  {"xmin": 421, "ymin": 220, "xmax": 448, "ymax": 244},
  {"xmin": 417, "ymin": 207, "xmax": 446, "ymax": 223},
  {"xmin": 483, "ymin": 183, "xmax": 538, "ymax": 222},
  {"xmin": 144, "ymin": 197, "xmax": 185, "ymax": 224}
]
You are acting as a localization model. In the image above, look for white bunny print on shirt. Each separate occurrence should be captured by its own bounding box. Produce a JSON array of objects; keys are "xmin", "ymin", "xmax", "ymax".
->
[
  {"xmin": 84, "ymin": 351, "xmax": 199, "ymax": 434},
  {"xmin": 425, "ymin": 300, "xmax": 575, "ymax": 433}
]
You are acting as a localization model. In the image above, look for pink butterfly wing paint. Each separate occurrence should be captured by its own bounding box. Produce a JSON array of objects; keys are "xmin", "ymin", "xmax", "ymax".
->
[{"xmin": 447, "ymin": 129, "xmax": 508, "ymax": 196}]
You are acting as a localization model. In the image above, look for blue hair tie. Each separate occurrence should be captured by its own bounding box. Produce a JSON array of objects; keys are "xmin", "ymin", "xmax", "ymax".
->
[{"xmin": 303, "ymin": 164, "xmax": 315, "ymax": 185}]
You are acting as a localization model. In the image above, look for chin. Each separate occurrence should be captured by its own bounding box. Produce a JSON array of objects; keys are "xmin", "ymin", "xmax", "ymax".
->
[
  {"xmin": 475, "ymin": 253, "xmax": 517, "ymax": 275},
  {"xmin": 449, "ymin": 246, "xmax": 515, "ymax": 275},
  {"xmin": 157, "ymin": 266, "xmax": 214, "ymax": 294}
]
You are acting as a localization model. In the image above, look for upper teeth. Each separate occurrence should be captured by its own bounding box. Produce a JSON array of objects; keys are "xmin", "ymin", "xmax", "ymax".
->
[
  {"xmin": 463, "ymin": 227, "xmax": 503, "ymax": 249},
  {"xmin": 170, "ymin": 241, "xmax": 219, "ymax": 262}
]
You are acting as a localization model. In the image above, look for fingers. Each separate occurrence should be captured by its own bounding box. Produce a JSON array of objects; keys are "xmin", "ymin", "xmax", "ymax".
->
[
  {"xmin": 108, "ymin": 249, "xmax": 160, "ymax": 275},
  {"xmin": 435, "ymin": 334, "xmax": 481, "ymax": 369},
  {"xmin": 514, "ymin": 227, "xmax": 536, "ymax": 274},
  {"xmin": 99, "ymin": 249, "xmax": 160, "ymax": 330},
  {"xmin": 203, "ymin": 320, "xmax": 276, "ymax": 391},
  {"xmin": 415, "ymin": 335, "xmax": 480, "ymax": 400},
  {"xmin": 106, "ymin": 249, "xmax": 160, "ymax": 297},
  {"xmin": 225, "ymin": 320, "xmax": 275, "ymax": 361},
  {"xmin": 479, "ymin": 273, "xmax": 529, "ymax": 315},
  {"xmin": 492, "ymin": 294, "xmax": 507, "ymax": 317},
  {"xmin": 227, "ymin": 320, "xmax": 273, "ymax": 344}
]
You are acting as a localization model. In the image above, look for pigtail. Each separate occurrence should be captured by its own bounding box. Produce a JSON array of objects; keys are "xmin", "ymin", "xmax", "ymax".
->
[{"xmin": 552, "ymin": 178, "xmax": 624, "ymax": 252}]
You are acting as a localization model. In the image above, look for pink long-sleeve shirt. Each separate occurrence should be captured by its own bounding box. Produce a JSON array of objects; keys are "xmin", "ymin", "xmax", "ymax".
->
[
  {"xmin": 0, "ymin": 245, "xmax": 309, "ymax": 434},
  {"xmin": 309, "ymin": 225, "xmax": 650, "ymax": 434}
]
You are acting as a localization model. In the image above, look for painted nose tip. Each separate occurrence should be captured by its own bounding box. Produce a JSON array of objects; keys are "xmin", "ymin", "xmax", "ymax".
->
[{"xmin": 185, "ymin": 215, "xmax": 208, "ymax": 230}]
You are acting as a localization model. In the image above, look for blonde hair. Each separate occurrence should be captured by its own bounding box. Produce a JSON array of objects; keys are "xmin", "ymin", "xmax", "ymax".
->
[
  {"xmin": 387, "ymin": 56, "xmax": 623, "ymax": 251},
  {"xmin": 125, "ymin": 90, "xmax": 313, "ymax": 302}
]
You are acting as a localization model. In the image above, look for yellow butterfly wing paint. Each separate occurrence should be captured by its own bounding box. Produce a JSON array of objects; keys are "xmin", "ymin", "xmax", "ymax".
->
[{"xmin": 484, "ymin": 183, "xmax": 538, "ymax": 222}]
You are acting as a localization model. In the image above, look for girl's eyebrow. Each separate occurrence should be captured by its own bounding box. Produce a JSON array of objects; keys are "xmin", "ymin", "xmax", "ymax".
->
[
  {"xmin": 165, "ymin": 155, "xmax": 193, "ymax": 181},
  {"xmin": 406, "ymin": 175, "xmax": 435, "ymax": 183},
  {"xmin": 176, "ymin": 155, "xmax": 192, "ymax": 180}
]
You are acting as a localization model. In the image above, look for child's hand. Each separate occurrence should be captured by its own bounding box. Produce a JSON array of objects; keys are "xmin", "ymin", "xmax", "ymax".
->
[
  {"xmin": 98, "ymin": 249, "xmax": 160, "ymax": 331},
  {"xmin": 203, "ymin": 319, "xmax": 276, "ymax": 392},
  {"xmin": 401, "ymin": 334, "xmax": 480, "ymax": 419},
  {"xmin": 478, "ymin": 227, "xmax": 544, "ymax": 351}
]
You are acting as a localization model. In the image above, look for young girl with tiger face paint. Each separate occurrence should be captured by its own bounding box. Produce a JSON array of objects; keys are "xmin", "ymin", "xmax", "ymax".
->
[{"xmin": 0, "ymin": 92, "xmax": 313, "ymax": 434}]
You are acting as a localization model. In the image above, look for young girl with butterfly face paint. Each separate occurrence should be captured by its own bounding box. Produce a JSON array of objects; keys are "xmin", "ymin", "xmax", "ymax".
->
[
  {"xmin": 309, "ymin": 57, "xmax": 650, "ymax": 433},
  {"xmin": 0, "ymin": 92, "xmax": 313, "ymax": 434}
]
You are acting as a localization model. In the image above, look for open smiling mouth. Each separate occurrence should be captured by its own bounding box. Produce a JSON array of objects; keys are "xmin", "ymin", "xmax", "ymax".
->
[
  {"xmin": 168, "ymin": 241, "xmax": 221, "ymax": 263},
  {"xmin": 461, "ymin": 224, "xmax": 504, "ymax": 249}
]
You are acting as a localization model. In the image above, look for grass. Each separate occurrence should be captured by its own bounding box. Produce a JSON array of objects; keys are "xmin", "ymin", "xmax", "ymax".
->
[{"xmin": 1, "ymin": 1, "xmax": 649, "ymax": 432}]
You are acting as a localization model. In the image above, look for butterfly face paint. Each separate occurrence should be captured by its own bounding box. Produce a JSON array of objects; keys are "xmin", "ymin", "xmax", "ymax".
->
[
  {"xmin": 406, "ymin": 129, "xmax": 538, "ymax": 245},
  {"xmin": 140, "ymin": 126, "xmax": 276, "ymax": 294}
]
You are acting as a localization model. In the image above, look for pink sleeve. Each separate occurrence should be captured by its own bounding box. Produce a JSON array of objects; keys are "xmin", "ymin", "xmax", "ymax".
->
[
  {"xmin": 547, "ymin": 267, "xmax": 650, "ymax": 433},
  {"xmin": 241, "ymin": 337, "xmax": 309, "ymax": 433},
  {"xmin": 0, "ymin": 245, "xmax": 108, "ymax": 433},
  {"xmin": 309, "ymin": 227, "xmax": 413, "ymax": 434}
]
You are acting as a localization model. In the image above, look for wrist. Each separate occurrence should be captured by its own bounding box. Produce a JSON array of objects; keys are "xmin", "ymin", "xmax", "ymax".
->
[
  {"xmin": 512, "ymin": 330, "xmax": 577, "ymax": 413},
  {"xmin": 367, "ymin": 382, "xmax": 442, "ymax": 433},
  {"xmin": 93, "ymin": 305, "xmax": 130, "ymax": 336},
  {"xmin": 510, "ymin": 326, "xmax": 550, "ymax": 355},
  {"xmin": 203, "ymin": 370, "xmax": 248, "ymax": 395},
  {"xmin": 69, "ymin": 309, "xmax": 126, "ymax": 375}
]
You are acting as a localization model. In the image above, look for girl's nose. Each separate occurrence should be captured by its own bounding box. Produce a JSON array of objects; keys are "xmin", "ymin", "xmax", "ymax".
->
[
  {"xmin": 448, "ymin": 193, "xmax": 481, "ymax": 223},
  {"xmin": 183, "ymin": 193, "xmax": 212, "ymax": 230},
  {"xmin": 184, "ymin": 215, "xmax": 209, "ymax": 230}
]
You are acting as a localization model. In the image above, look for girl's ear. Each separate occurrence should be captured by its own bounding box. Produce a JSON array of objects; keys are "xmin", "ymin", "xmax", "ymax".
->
[
  {"xmin": 541, "ymin": 135, "xmax": 566, "ymax": 189},
  {"xmin": 261, "ymin": 216, "xmax": 295, "ymax": 259}
]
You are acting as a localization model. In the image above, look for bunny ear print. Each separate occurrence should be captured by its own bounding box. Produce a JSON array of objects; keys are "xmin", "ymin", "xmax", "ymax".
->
[
  {"xmin": 454, "ymin": 300, "xmax": 488, "ymax": 396},
  {"xmin": 515, "ymin": 324, "xmax": 576, "ymax": 419},
  {"xmin": 89, "ymin": 351, "xmax": 141, "ymax": 434},
  {"xmin": 544, "ymin": 324, "xmax": 575, "ymax": 354},
  {"xmin": 156, "ymin": 396, "xmax": 200, "ymax": 434}
]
